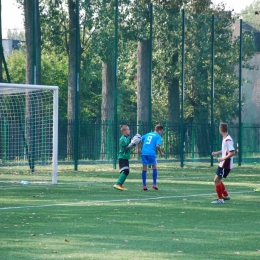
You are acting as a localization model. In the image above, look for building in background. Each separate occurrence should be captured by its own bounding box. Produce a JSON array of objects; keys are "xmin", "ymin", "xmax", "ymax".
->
[
  {"xmin": 233, "ymin": 20, "xmax": 260, "ymax": 124},
  {"xmin": 2, "ymin": 39, "xmax": 24, "ymax": 56}
]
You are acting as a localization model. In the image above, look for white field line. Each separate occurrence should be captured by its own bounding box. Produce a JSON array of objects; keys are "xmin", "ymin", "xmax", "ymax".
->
[
  {"xmin": 0, "ymin": 173, "xmax": 255, "ymax": 187},
  {"xmin": 0, "ymin": 190, "xmax": 254, "ymax": 211}
]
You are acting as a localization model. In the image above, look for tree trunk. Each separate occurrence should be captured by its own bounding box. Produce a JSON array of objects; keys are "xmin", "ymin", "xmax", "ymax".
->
[
  {"xmin": 167, "ymin": 52, "xmax": 180, "ymax": 156},
  {"xmin": 101, "ymin": 62, "xmax": 114, "ymax": 121},
  {"xmin": 67, "ymin": 0, "xmax": 77, "ymax": 160},
  {"xmin": 168, "ymin": 52, "xmax": 180, "ymax": 127},
  {"xmin": 168, "ymin": 77, "xmax": 180, "ymax": 125},
  {"xmin": 194, "ymin": 108, "xmax": 210, "ymax": 157},
  {"xmin": 193, "ymin": 68, "xmax": 210, "ymax": 157},
  {"xmin": 100, "ymin": 61, "xmax": 114, "ymax": 160},
  {"xmin": 137, "ymin": 40, "xmax": 150, "ymax": 133}
]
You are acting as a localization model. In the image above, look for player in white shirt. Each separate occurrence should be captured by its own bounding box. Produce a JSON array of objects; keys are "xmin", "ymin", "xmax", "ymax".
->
[{"xmin": 211, "ymin": 123, "xmax": 235, "ymax": 204}]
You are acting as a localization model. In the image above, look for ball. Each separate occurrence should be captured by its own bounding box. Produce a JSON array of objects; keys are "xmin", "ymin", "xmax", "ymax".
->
[{"xmin": 132, "ymin": 134, "xmax": 142, "ymax": 145}]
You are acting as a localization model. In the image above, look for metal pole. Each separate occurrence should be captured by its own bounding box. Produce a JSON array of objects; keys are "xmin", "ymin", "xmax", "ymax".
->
[
  {"xmin": 107, "ymin": 120, "xmax": 111, "ymax": 161},
  {"xmin": 238, "ymin": 19, "xmax": 243, "ymax": 166},
  {"xmin": 113, "ymin": 0, "xmax": 119, "ymax": 169},
  {"xmin": 211, "ymin": 14, "xmax": 215, "ymax": 167},
  {"xmin": 41, "ymin": 117, "xmax": 46, "ymax": 163},
  {"xmin": 3, "ymin": 117, "xmax": 7, "ymax": 163},
  {"xmin": 0, "ymin": 0, "xmax": 11, "ymax": 83},
  {"xmin": 33, "ymin": 0, "xmax": 37, "ymax": 84},
  {"xmin": 192, "ymin": 122, "xmax": 195, "ymax": 159},
  {"xmin": 148, "ymin": 3, "xmax": 153, "ymax": 132},
  {"xmin": 0, "ymin": 0, "xmax": 2, "ymax": 82},
  {"xmin": 74, "ymin": 0, "xmax": 80, "ymax": 170},
  {"xmin": 181, "ymin": 9, "xmax": 185, "ymax": 168},
  {"xmin": 165, "ymin": 121, "xmax": 169, "ymax": 159}
]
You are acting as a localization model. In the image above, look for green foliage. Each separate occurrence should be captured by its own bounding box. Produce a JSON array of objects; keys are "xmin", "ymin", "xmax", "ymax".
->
[
  {"xmin": 41, "ymin": 51, "xmax": 68, "ymax": 119},
  {"xmin": 39, "ymin": 0, "xmax": 105, "ymax": 119},
  {"xmin": 80, "ymin": 50, "xmax": 102, "ymax": 119},
  {"xmin": 241, "ymin": 0, "xmax": 260, "ymax": 30},
  {"xmin": 6, "ymin": 1, "xmax": 257, "ymax": 125},
  {"xmin": 152, "ymin": 7, "xmax": 182, "ymax": 122},
  {"xmin": 4, "ymin": 49, "xmax": 68, "ymax": 118},
  {"xmin": 81, "ymin": 0, "xmax": 115, "ymax": 63},
  {"xmin": 40, "ymin": 0, "xmax": 69, "ymax": 55},
  {"xmin": 4, "ymin": 49, "xmax": 26, "ymax": 84},
  {"xmin": 117, "ymin": 40, "xmax": 138, "ymax": 122}
]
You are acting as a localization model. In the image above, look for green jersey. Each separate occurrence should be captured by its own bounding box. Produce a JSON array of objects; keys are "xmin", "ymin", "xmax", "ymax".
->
[{"xmin": 118, "ymin": 135, "xmax": 132, "ymax": 160}]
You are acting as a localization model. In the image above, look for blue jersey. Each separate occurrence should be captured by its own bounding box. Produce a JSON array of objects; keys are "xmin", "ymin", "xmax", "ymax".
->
[{"xmin": 141, "ymin": 132, "xmax": 162, "ymax": 156}]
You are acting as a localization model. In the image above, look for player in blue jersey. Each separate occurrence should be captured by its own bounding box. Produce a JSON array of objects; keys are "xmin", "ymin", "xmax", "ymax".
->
[{"xmin": 140, "ymin": 125, "xmax": 164, "ymax": 191}]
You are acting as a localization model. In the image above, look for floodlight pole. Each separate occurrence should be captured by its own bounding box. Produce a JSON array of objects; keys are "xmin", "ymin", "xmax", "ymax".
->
[
  {"xmin": 210, "ymin": 14, "xmax": 215, "ymax": 167},
  {"xmin": 238, "ymin": 19, "xmax": 243, "ymax": 166},
  {"xmin": 33, "ymin": 0, "xmax": 37, "ymax": 84},
  {"xmin": 180, "ymin": 9, "xmax": 185, "ymax": 168},
  {"xmin": 113, "ymin": 0, "xmax": 119, "ymax": 169},
  {"xmin": 148, "ymin": 3, "xmax": 153, "ymax": 132},
  {"xmin": 74, "ymin": 0, "xmax": 80, "ymax": 171}
]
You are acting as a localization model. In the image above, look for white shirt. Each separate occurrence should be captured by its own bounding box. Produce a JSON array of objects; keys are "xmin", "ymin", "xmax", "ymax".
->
[{"xmin": 219, "ymin": 134, "xmax": 235, "ymax": 169}]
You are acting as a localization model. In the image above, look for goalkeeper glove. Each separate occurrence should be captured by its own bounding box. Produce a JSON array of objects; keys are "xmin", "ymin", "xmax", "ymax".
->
[{"xmin": 123, "ymin": 142, "xmax": 136, "ymax": 153}]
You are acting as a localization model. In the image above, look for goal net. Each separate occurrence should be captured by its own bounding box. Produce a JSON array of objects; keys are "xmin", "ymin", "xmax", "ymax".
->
[{"xmin": 0, "ymin": 83, "xmax": 58, "ymax": 184}]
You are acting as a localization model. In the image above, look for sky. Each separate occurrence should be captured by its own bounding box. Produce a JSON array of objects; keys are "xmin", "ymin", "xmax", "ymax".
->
[
  {"xmin": 212, "ymin": 0, "xmax": 256, "ymax": 13},
  {"xmin": 0, "ymin": 0, "xmax": 257, "ymax": 38}
]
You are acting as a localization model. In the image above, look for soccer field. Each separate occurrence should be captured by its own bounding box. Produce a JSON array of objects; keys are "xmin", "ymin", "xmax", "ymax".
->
[{"xmin": 0, "ymin": 164, "xmax": 260, "ymax": 260}]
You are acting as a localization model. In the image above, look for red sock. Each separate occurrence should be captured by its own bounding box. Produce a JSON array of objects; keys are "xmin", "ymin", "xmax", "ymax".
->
[
  {"xmin": 221, "ymin": 182, "xmax": 228, "ymax": 197},
  {"xmin": 216, "ymin": 184, "xmax": 223, "ymax": 199}
]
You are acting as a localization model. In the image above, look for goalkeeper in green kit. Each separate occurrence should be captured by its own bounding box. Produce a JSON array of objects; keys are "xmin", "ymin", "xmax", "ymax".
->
[{"xmin": 113, "ymin": 125, "xmax": 141, "ymax": 191}]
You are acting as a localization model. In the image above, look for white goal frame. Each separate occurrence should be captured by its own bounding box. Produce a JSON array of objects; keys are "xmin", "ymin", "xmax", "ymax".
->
[{"xmin": 0, "ymin": 83, "xmax": 58, "ymax": 184}]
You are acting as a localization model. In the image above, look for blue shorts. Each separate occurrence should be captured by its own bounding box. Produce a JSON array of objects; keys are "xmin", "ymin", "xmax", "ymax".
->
[
  {"xmin": 141, "ymin": 155, "xmax": 157, "ymax": 166},
  {"xmin": 216, "ymin": 166, "xmax": 231, "ymax": 179}
]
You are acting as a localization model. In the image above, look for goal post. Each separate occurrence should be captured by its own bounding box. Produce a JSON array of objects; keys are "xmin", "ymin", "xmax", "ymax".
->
[{"xmin": 0, "ymin": 83, "xmax": 58, "ymax": 184}]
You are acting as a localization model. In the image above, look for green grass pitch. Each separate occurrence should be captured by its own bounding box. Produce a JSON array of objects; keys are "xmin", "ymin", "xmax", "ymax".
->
[{"xmin": 0, "ymin": 163, "xmax": 260, "ymax": 259}]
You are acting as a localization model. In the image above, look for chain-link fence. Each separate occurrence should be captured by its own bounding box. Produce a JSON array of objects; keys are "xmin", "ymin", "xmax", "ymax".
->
[{"xmin": 3, "ymin": 2, "xmax": 260, "ymax": 169}]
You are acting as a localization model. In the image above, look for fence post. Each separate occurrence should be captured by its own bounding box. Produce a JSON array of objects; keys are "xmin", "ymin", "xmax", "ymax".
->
[
  {"xmin": 137, "ymin": 120, "xmax": 142, "ymax": 160},
  {"xmin": 192, "ymin": 122, "xmax": 195, "ymax": 160},
  {"xmin": 165, "ymin": 122, "xmax": 169, "ymax": 159},
  {"xmin": 107, "ymin": 120, "xmax": 111, "ymax": 161},
  {"xmin": 3, "ymin": 117, "xmax": 7, "ymax": 163},
  {"xmin": 41, "ymin": 117, "xmax": 46, "ymax": 163}
]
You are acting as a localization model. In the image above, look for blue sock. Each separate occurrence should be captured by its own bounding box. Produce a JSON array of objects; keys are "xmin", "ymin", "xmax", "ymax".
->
[
  {"xmin": 152, "ymin": 169, "xmax": 158, "ymax": 185},
  {"xmin": 142, "ymin": 170, "xmax": 147, "ymax": 186}
]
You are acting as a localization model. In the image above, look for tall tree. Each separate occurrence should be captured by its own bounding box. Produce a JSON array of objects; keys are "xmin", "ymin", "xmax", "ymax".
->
[
  {"xmin": 136, "ymin": 0, "xmax": 152, "ymax": 132},
  {"xmin": 86, "ymin": 1, "xmax": 115, "ymax": 125},
  {"xmin": 137, "ymin": 40, "xmax": 150, "ymax": 130},
  {"xmin": 95, "ymin": 0, "xmax": 115, "ymax": 158},
  {"xmin": 67, "ymin": 0, "xmax": 78, "ymax": 159}
]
